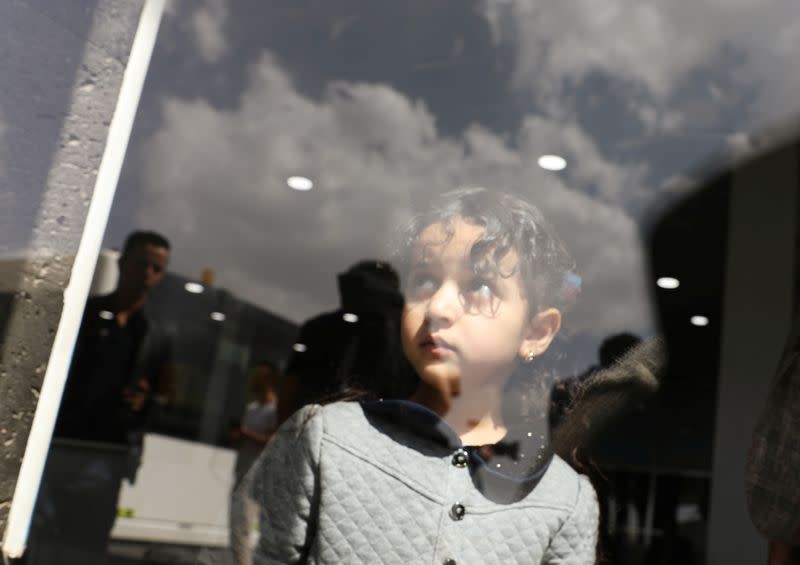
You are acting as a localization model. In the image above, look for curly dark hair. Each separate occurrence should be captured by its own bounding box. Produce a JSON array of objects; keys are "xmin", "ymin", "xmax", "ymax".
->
[{"xmin": 395, "ymin": 187, "xmax": 578, "ymax": 315}]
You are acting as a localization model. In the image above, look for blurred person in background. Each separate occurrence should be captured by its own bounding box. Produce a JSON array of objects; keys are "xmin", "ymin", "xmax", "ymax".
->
[
  {"xmin": 277, "ymin": 260, "xmax": 410, "ymax": 424},
  {"xmin": 229, "ymin": 361, "xmax": 280, "ymax": 565},
  {"xmin": 27, "ymin": 231, "xmax": 173, "ymax": 565}
]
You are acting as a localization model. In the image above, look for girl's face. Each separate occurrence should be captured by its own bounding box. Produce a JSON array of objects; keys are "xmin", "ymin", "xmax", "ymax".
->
[{"xmin": 401, "ymin": 217, "xmax": 560, "ymax": 396}]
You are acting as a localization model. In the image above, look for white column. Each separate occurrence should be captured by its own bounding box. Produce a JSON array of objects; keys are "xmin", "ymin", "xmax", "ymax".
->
[{"xmin": 1, "ymin": 0, "xmax": 166, "ymax": 558}]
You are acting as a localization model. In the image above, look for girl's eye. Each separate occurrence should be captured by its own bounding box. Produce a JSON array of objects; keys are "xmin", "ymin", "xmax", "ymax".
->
[
  {"xmin": 466, "ymin": 277, "xmax": 494, "ymax": 298},
  {"xmin": 408, "ymin": 273, "xmax": 437, "ymax": 294}
]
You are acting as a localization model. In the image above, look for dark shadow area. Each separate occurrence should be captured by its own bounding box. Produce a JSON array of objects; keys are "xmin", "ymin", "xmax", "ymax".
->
[
  {"xmin": 23, "ymin": 232, "xmax": 297, "ymax": 565},
  {"xmin": 278, "ymin": 259, "xmax": 413, "ymax": 423},
  {"xmin": 576, "ymin": 161, "xmax": 731, "ymax": 565},
  {"xmin": 565, "ymin": 133, "xmax": 799, "ymax": 564}
]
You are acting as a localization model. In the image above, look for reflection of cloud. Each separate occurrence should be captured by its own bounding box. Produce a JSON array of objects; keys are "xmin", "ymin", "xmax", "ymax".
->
[
  {"xmin": 0, "ymin": 110, "xmax": 6, "ymax": 179},
  {"xmin": 191, "ymin": 2, "xmax": 227, "ymax": 63},
  {"xmin": 517, "ymin": 116, "xmax": 647, "ymax": 200},
  {"xmin": 660, "ymin": 174, "xmax": 698, "ymax": 195},
  {"xmin": 725, "ymin": 132, "xmax": 755, "ymax": 161},
  {"xmin": 330, "ymin": 13, "xmax": 360, "ymax": 40},
  {"xmin": 165, "ymin": 0, "xmax": 228, "ymax": 63},
  {"xmin": 0, "ymin": 111, "xmax": 9, "ymax": 229},
  {"xmin": 482, "ymin": 0, "xmax": 800, "ymax": 128},
  {"xmin": 139, "ymin": 53, "xmax": 653, "ymax": 335},
  {"xmin": 631, "ymin": 101, "xmax": 684, "ymax": 134}
]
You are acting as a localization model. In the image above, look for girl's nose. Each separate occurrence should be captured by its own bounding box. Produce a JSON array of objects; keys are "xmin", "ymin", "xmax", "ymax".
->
[{"xmin": 425, "ymin": 280, "xmax": 461, "ymax": 327}]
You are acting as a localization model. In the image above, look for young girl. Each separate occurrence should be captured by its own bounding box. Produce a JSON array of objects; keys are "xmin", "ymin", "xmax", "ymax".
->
[{"xmin": 248, "ymin": 188, "xmax": 599, "ymax": 564}]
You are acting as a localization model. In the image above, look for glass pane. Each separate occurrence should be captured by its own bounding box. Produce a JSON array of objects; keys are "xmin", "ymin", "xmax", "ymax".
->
[{"xmin": 14, "ymin": 2, "xmax": 799, "ymax": 564}]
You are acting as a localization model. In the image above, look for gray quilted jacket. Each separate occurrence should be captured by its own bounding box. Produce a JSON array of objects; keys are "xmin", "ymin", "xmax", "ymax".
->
[{"xmin": 251, "ymin": 401, "xmax": 598, "ymax": 564}]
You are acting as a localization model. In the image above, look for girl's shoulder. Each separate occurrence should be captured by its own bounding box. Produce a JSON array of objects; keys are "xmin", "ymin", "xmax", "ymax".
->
[
  {"xmin": 314, "ymin": 400, "xmax": 394, "ymax": 443},
  {"xmin": 277, "ymin": 401, "xmax": 371, "ymax": 439},
  {"xmin": 278, "ymin": 400, "xmax": 438, "ymax": 462},
  {"xmin": 261, "ymin": 402, "xmax": 366, "ymax": 465}
]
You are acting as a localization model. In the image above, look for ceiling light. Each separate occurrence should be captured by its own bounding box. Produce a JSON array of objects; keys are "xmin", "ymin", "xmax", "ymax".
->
[
  {"xmin": 98, "ymin": 310, "xmax": 114, "ymax": 320},
  {"xmin": 342, "ymin": 313, "xmax": 359, "ymax": 323},
  {"xmin": 690, "ymin": 315, "xmax": 709, "ymax": 327},
  {"xmin": 656, "ymin": 277, "xmax": 680, "ymax": 290},
  {"xmin": 537, "ymin": 155, "xmax": 567, "ymax": 171},
  {"xmin": 210, "ymin": 312, "xmax": 226, "ymax": 322},
  {"xmin": 184, "ymin": 282, "xmax": 204, "ymax": 294},
  {"xmin": 287, "ymin": 176, "xmax": 313, "ymax": 191},
  {"xmin": 292, "ymin": 343, "xmax": 308, "ymax": 353}
]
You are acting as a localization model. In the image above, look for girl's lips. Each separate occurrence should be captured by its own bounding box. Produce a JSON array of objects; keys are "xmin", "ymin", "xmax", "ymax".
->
[{"xmin": 422, "ymin": 335, "xmax": 456, "ymax": 354}]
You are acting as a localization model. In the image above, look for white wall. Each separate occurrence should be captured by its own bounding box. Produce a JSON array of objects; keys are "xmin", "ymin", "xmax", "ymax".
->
[{"xmin": 112, "ymin": 434, "xmax": 236, "ymax": 547}]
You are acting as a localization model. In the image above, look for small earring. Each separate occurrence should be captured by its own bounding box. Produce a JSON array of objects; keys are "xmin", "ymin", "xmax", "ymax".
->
[{"xmin": 524, "ymin": 351, "xmax": 535, "ymax": 363}]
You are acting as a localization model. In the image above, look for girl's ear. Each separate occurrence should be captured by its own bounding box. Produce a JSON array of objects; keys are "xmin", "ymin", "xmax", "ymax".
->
[{"xmin": 519, "ymin": 307, "xmax": 562, "ymax": 360}]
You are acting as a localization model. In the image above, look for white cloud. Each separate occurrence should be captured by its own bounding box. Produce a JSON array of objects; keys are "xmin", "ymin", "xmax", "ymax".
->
[
  {"xmin": 139, "ymin": 53, "xmax": 654, "ymax": 336},
  {"xmin": 0, "ymin": 110, "xmax": 6, "ymax": 180},
  {"xmin": 165, "ymin": 0, "xmax": 228, "ymax": 63},
  {"xmin": 517, "ymin": 116, "xmax": 647, "ymax": 200},
  {"xmin": 725, "ymin": 132, "xmax": 755, "ymax": 161},
  {"xmin": 481, "ymin": 0, "xmax": 800, "ymax": 130},
  {"xmin": 660, "ymin": 174, "xmax": 698, "ymax": 195},
  {"xmin": 0, "ymin": 111, "xmax": 10, "ymax": 239},
  {"xmin": 191, "ymin": 2, "xmax": 228, "ymax": 63},
  {"xmin": 631, "ymin": 101, "xmax": 685, "ymax": 134}
]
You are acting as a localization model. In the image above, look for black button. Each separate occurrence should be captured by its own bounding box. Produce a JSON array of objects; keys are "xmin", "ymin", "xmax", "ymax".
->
[
  {"xmin": 451, "ymin": 449, "xmax": 468, "ymax": 467},
  {"xmin": 450, "ymin": 503, "xmax": 465, "ymax": 521},
  {"xmin": 443, "ymin": 559, "xmax": 457, "ymax": 565}
]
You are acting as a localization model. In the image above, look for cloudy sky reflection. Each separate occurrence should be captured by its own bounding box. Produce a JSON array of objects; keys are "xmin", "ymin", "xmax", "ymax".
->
[{"xmin": 108, "ymin": 0, "xmax": 800, "ymax": 353}]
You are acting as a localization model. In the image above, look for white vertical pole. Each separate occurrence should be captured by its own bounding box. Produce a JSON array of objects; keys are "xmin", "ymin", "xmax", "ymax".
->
[{"xmin": 1, "ymin": 0, "xmax": 166, "ymax": 559}]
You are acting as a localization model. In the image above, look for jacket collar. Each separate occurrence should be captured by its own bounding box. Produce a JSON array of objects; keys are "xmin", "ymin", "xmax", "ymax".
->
[{"xmin": 362, "ymin": 399, "xmax": 553, "ymax": 504}]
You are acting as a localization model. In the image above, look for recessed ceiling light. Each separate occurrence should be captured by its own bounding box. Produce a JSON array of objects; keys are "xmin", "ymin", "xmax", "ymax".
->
[
  {"xmin": 342, "ymin": 313, "xmax": 359, "ymax": 323},
  {"xmin": 656, "ymin": 277, "xmax": 680, "ymax": 290},
  {"xmin": 292, "ymin": 343, "xmax": 308, "ymax": 353},
  {"xmin": 537, "ymin": 155, "xmax": 567, "ymax": 171},
  {"xmin": 98, "ymin": 310, "xmax": 114, "ymax": 320},
  {"xmin": 210, "ymin": 312, "xmax": 226, "ymax": 322},
  {"xmin": 287, "ymin": 176, "xmax": 314, "ymax": 191},
  {"xmin": 690, "ymin": 315, "xmax": 709, "ymax": 327},
  {"xmin": 184, "ymin": 282, "xmax": 204, "ymax": 294}
]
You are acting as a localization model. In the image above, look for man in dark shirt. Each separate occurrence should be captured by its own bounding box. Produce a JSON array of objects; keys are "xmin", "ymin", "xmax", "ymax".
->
[
  {"xmin": 28, "ymin": 231, "xmax": 172, "ymax": 565},
  {"xmin": 55, "ymin": 231, "xmax": 171, "ymax": 444}
]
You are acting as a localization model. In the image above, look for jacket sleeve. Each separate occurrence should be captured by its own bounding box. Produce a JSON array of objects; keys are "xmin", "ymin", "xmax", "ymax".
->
[
  {"xmin": 543, "ymin": 474, "xmax": 600, "ymax": 565},
  {"xmin": 248, "ymin": 404, "xmax": 324, "ymax": 564}
]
